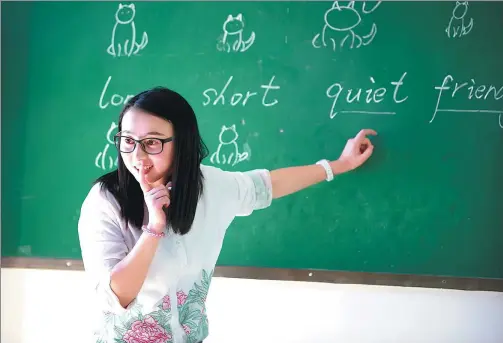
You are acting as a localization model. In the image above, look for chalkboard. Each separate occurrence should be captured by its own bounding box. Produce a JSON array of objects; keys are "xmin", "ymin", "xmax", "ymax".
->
[{"xmin": 2, "ymin": 1, "xmax": 502, "ymax": 281}]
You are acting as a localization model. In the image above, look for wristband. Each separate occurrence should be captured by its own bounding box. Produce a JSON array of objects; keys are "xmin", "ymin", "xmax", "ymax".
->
[
  {"xmin": 316, "ymin": 159, "xmax": 334, "ymax": 182},
  {"xmin": 142, "ymin": 225, "xmax": 166, "ymax": 238}
]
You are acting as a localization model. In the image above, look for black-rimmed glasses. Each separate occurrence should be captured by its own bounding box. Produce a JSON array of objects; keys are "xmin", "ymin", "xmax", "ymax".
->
[{"xmin": 114, "ymin": 134, "xmax": 174, "ymax": 155}]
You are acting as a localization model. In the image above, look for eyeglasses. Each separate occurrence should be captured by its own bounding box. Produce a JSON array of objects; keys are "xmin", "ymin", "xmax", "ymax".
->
[{"xmin": 114, "ymin": 134, "xmax": 174, "ymax": 155}]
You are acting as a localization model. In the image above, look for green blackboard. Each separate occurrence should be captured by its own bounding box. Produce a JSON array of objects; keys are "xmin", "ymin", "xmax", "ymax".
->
[{"xmin": 2, "ymin": 1, "xmax": 502, "ymax": 280}]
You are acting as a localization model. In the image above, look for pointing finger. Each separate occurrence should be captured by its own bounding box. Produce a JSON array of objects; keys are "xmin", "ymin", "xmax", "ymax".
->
[
  {"xmin": 138, "ymin": 164, "xmax": 152, "ymax": 193},
  {"xmin": 355, "ymin": 129, "xmax": 377, "ymax": 142}
]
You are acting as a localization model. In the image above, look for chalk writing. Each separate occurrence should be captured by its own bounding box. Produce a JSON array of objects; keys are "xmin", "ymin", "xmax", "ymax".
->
[
  {"xmin": 446, "ymin": 1, "xmax": 473, "ymax": 38},
  {"xmin": 99, "ymin": 76, "xmax": 135, "ymax": 109},
  {"xmin": 326, "ymin": 72, "xmax": 408, "ymax": 118},
  {"xmin": 217, "ymin": 14, "xmax": 255, "ymax": 53},
  {"xmin": 107, "ymin": 3, "xmax": 148, "ymax": 57},
  {"xmin": 312, "ymin": 1, "xmax": 381, "ymax": 52},
  {"xmin": 95, "ymin": 122, "xmax": 119, "ymax": 170},
  {"xmin": 202, "ymin": 75, "xmax": 280, "ymax": 107},
  {"xmin": 210, "ymin": 124, "xmax": 249, "ymax": 166},
  {"xmin": 430, "ymin": 75, "xmax": 503, "ymax": 128}
]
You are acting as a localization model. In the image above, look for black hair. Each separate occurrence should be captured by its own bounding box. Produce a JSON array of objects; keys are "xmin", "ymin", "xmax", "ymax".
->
[{"xmin": 95, "ymin": 87, "xmax": 209, "ymax": 235}]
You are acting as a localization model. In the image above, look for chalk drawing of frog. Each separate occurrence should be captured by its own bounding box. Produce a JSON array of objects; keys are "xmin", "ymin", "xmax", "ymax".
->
[
  {"xmin": 445, "ymin": 1, "xmax": 474, "ymax": 38},
  {"xmin": 107, "ymin": 3, "xmax": 148, "ymax": 57},
  {"xmin": 210, "ymin": 124, "xmax": 249, "ymax": 166},
  {"xmin": 217, "ymin": 14, "xmax": 256, "ymax": 53},
  {"xmin": 312, "ymin": 1, "xmax": 381, "ymax": 52}
]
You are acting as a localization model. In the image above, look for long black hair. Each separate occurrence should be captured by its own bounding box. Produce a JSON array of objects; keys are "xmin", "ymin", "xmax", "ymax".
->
[{"xmin": 95, "ymin": 87, "xmax": 209, "ymax": 235}]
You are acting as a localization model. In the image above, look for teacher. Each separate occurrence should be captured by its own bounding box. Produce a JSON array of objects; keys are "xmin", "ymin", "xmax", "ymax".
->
[{"xmin": 78, "ymin": 86, "xmax": 376, "ymax": 343}]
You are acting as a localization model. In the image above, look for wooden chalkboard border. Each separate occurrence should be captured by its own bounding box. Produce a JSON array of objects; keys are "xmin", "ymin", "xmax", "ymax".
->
[{"xmin": 2, "ymin": 257, "xmax": 502, "ymax": 292}]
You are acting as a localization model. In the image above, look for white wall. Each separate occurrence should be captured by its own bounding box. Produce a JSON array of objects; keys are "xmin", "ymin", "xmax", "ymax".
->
[{"xmin": 2, "ymin": 268, "xmax": 502, "ymax": 343}]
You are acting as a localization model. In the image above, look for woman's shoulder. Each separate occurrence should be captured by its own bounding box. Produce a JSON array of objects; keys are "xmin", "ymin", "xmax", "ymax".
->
[
  {"xmin": 200, "ymin": 164, "xmax": 271, "ymax": 184},
  {"xmin": 80, "ymin": 181, "xmax": 121, "ymax": 217},
  {"xmin": 200, "ymin": 164, "xmax": 227, "ymax": 179},
  {"xmin": 200, "ymin": 164, "xmax": 240, "ymax": 188},
  {"xmin": 199, "ymin": 164, "xmax": 271, "ymax": 197},
  {"xmin": 199, "ymin": 164, "xmax": 238, "ymax": 198}
]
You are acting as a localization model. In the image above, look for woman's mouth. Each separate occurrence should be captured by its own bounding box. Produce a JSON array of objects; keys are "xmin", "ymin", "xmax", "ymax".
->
[{"xmin": 135, "ymin": 165, "xmax": 153, "ymax": 173}]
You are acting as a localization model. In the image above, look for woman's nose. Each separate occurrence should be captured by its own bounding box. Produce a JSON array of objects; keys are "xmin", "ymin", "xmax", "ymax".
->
[{"xmin": 132, "ymin": 143, "xmax": 148, "ymax": 160}]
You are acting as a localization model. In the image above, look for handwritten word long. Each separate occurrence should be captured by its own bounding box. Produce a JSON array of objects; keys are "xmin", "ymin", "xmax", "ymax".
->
[
  {"xmin": 430, "ymin": 75, "xmax": 503, "ymax": 127},
  {"xmin": 326, "ymin": 72, "xmax": 408, "ymax": 118},
  {"xmin": 202, "ymin": 75, "xmax": 280, "ymax": 107},
  {"xmin": 99, "ymin": 75, "xmax": 135, "ymax": 109}
]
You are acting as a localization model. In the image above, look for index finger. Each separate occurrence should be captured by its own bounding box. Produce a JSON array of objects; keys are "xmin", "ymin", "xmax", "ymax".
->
[
  {"xmin": 138, "ymin": 165, "xmax": 152, "ymax": 193},
  {"xmin": 355, "ymin": 129, "xmax": 377, "ymax": 141}
]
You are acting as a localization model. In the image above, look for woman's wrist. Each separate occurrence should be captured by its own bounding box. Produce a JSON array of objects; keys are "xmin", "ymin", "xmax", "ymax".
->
[
  {"xmin": 329, "ymin": 159, "xmax": 352, "ymax": 175},
  {"xmin": 141, "ymin": 225, "xmax": 166, "ymax": 238},
  {"xmin": 144, "ymin": 223, "xmax": 166, "ymax": 236}
]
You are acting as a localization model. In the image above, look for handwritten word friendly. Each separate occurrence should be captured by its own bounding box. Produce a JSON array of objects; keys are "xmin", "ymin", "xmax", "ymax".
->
[
  {"xmin": 99, "ymin": 76, "xmax": 135, "ymax": 110},
  {"xmin": 202, "ymin": 75, "xmax": 280, "ymax": 107},
  {"xmin": 430, "ymin": 75, "xmax": 503, "ymax": 127},
  {"xmin": 326, "ymin": 72, "xmax": 408, "ymax": 118}
]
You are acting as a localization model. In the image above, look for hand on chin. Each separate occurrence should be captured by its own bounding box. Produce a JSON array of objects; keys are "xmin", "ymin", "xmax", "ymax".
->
[{"xmin": 134, "ymin": 167, "xmax": 168, "ymax": 188}]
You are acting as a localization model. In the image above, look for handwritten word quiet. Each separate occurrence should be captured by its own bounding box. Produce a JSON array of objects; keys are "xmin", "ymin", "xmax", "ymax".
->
[
  {"xmin": 99, "ymin": 76, "xmax": 135, "ymax": 109},
  {"xmin": 202, "ymin": 75, "xmax": 280, "ymax": 107},
  {"xmin": 326, "ymin": 72, "xmax": 408, "ymax": 118}
]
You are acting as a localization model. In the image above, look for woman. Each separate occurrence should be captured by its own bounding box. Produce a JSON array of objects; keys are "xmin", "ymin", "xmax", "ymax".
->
[{"xmin": 78, "ymin": 86, "xmax": 376, "ymax": 343}]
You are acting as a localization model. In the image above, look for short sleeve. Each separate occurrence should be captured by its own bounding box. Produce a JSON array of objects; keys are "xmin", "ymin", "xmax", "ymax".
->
[
  {"xmin": 229, "ymin": 169, "xmax": 273, "ymax": 216},
  {"xmin": 77, "ymin": 183, "xmax": 136, "ymax": 315}
]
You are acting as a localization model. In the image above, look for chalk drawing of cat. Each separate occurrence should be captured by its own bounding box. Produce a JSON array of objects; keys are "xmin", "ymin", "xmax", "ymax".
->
[
  {"xmin": 217, "ymin": 14, "xmax": 256, "ymax": 53},
  {"xmin": 210, "ymin": 124, "xmax": 249, "ymax": 166},
  {"xmin": 107, "ymin": 3, "xmax": 148, "ymax": 57},
  {"xmin": 95, "ymin": 121, "xmax": 118, "ymax": 170},
  {"xmin": 445, "ymin": 1, "xmax": 474, "ymax": 38}
]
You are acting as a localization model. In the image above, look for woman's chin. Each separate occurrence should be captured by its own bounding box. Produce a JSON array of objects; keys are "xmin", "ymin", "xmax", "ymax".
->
[{"xmin": 148, "ymin": 173, "xmax": 168, "ymax": 187}]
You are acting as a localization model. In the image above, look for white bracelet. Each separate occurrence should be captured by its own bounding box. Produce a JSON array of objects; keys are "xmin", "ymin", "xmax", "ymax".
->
[{"xmin": 316, "ymin": 159, "xmax": 334, "ymax": 182}]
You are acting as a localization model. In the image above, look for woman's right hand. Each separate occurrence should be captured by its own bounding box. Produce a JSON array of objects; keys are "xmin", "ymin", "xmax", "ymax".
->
[{"xmin": 139, "ymin": 165, "xmax": 170, "ymax": 233}]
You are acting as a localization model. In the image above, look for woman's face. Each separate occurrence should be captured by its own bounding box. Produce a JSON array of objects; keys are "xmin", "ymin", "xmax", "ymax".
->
[{"xmin": 118, "ymin": 107, "xmax": 174, "ymax": 188}]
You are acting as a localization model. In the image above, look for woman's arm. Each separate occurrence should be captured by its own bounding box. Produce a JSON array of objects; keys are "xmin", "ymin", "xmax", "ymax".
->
[
  {"xmin": 270, "ymin": 129, "xmax": 377, "ymax": 199},
  {"xmin": 109, "ymin": 228, "xmax": 162, "ymax": 309},
  {"xmin": 78, "ymin": 187, "xmax": 165, "ymax": 314}
]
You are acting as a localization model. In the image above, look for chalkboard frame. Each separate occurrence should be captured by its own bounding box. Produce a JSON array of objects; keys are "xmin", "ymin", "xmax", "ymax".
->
[
  {"xmin": 2, "ymin": 257, "xmax": 502, "ymax": 292},
  {"xmin": 2, "ymin": 1, "xmax": 502, "ymax": 291}
]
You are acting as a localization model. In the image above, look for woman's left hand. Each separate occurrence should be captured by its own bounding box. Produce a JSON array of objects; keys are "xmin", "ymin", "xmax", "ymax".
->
[{"xmin": 336, "ymin": 129, "xmax": 377, "ymax": 172}]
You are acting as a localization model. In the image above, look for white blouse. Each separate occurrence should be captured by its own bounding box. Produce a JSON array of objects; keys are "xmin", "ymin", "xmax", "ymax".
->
[{"xmin": 78, "ymin": 164, "xmax": 273, "ymax": 343}]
